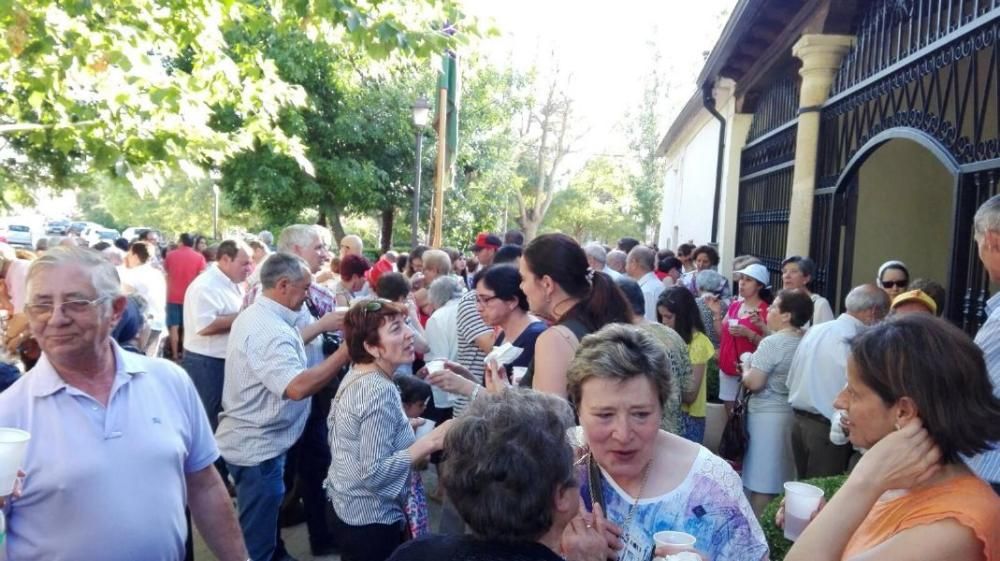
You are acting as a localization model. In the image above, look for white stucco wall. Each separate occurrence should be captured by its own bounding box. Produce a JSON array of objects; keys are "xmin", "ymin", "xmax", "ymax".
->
[{"xmin": 658, "ymin": 115, "xmax": 721, "ymax": 252}]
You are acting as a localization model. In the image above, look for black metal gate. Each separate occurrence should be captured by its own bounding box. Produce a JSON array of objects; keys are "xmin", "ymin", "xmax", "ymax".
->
[
  {"xmin": 814, "ymin": 0, "xmax": 1000, "ymax": 334},
  {"xmin": 735, "ymin": 76, "xmax": 800, "ymax": 290}
]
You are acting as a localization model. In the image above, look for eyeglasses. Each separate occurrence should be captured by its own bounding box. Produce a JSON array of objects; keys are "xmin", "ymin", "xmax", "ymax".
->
[
  {"xmin": 359, "ymin": 299, "xmax": 391, "ymax": 317},
  {"xmin": 881, "ymin": 280, "xmax": 908, "ymax": 289},
  {"xmin": 475, "ymin": 294, "xmax": 501, "ymax": 305},
  {"xmin": 26, "ymin": 296, "xmax": 110, "ymax": 320}
]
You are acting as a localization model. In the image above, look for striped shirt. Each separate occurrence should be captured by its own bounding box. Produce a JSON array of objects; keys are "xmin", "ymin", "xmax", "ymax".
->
[
  {"xmin": 748, "ymin": 331, "xmax": 802, "ymax": 414},
  {"xmin": 967, "ymin": 292, "xmax": 1000, "ymax": 483},
  {"xmin": 453, "ymin": 290, "xmax": 492, "ymax": 415},
  {"xmin": 216, "ymin": 295, "xmax": 310, "ymax": 466},
  {"xmin": 326, "ymin": 367, "xmax": 415, "ymax": 526}
]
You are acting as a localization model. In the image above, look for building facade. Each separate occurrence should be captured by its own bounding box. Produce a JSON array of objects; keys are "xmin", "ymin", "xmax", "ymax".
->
[{"xmin": 659, "ymin": 0, "xmax": 1000, "ymax": 334}]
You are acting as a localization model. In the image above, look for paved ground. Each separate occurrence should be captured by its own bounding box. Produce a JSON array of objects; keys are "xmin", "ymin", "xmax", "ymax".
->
[{"xmin": 194, "ymin": 469, "xmax": 444, "ymax": 561}]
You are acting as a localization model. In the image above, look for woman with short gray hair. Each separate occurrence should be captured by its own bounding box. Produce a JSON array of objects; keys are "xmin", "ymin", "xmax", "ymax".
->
[
  {"xmin": 388, "ymin": 389, "xmax": 610, "ymax": 561},
  {"xmin": 563, "ymin": 324, "xmax": 767, "ymax": 561}
]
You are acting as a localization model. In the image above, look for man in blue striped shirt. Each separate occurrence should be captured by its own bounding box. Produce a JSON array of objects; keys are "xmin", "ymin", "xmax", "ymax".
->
[{"xmin": 969, "ymin": 195, "xmax": 1000, "ymax": 493}]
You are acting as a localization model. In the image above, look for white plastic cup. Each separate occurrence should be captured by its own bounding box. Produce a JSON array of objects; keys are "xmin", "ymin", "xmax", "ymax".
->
[
  {"xmin": 783, "ymin": 481, "xmax": 824, "ymax": 541},
  {"xmin": 414, "ymin": 419, "xmax": 436, "ymax": 439},
  {"xmin": 511, "ymin": 366, "xmax": 528, "ymax": 384},
  {"xmin": 728, "ymin": 318, "xmax": 740, "ymax": 329},
  {"xmin": 0, "ymin": 428, "xmax": 30, "ymax": 495},
  {"xmin": 653, "ymin": 530, "xmax": 697, "ymax": 555},
  {"xmin": 424, "ymin": 360, "xmax": 453, "ymax": 407}
]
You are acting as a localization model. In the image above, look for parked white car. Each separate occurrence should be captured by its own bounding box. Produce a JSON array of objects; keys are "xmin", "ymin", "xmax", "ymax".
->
[
  {"xmin": 0, "ymin": 223, "xmax": 43, "ymax": 249},
  {"xmin": 84, "ymin": 227, "xmax": 121, "ymax": 247}
]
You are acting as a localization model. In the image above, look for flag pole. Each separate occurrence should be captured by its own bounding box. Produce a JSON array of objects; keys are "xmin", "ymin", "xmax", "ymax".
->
[{"xmin": 431, "ymin": 86, "xmax": 448, "ymax": 248}]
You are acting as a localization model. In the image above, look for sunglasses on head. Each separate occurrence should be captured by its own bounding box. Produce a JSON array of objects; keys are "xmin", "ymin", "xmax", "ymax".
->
[{"xmin": 881, "ymin": 280, "xmax": 908, "ymax": 289}]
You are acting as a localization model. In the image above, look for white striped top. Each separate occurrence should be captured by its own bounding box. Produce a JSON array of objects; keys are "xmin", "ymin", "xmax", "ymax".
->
[
  {"xmin": 326, "ymin": 367, "xmax": 415, "ymax": 526},
  {"xmin": 453, "ymin": 290, "xmax": 491, "ymax": 415},
  {"xmin": 967, "ymin": 292, "xmax": 1000, "ymax": 483}
]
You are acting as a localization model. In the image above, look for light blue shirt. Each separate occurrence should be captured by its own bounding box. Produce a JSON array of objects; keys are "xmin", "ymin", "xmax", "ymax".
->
[
  {"xmin": 967, "ymin": 292, "xmax": 1000, "ymax": 483},
  {"xmin": 0, "ymin": 343, "xmax": 218, "ymax": 561}
]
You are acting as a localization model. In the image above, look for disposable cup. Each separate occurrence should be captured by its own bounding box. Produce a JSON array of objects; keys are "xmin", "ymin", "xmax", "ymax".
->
[
  {"xmin": 424, "ymin": 360, "xmax": 453, "ymax": 407},
  {"xmin": 511, "ymin": 366, "xmax": 528, "ymax": 384},
  {"xmin": 783, "ymin": 481, "xmax": 824, "ymax": 541},
  {"xmin": 653, "ymin": 530, "xmax": 697, "ymax": 555},
  {"xmin": 728, "ymin": 318, "xmax": 740, "ymax": 328},
  {"xmin": 0, "ymin": 428, "xmax": 30, "ymax": 495},
  {"xmin": 414, "ymin": 419, "xmax": 436, "ymax": 439}
]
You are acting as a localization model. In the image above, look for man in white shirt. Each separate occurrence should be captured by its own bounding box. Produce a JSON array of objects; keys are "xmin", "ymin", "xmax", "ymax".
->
[
  {"xmin": 785, "ymin": 284, "xmax": 890, "ymax": 478},
  {"xmin": 182, "ymin": 240, "xmax": 252, "ymax": 442},
  {"xmin": 626, "ymin": 245, "xmax": 663, "ymax": 322},
  {"xmin": 584, "ymin": 242, "xmax": 622, "ymax": 281}
]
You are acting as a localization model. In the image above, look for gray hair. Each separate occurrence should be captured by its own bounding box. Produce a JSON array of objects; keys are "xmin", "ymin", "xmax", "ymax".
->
[
  {"xmin": 428, "ymin": 275, "xmax": 463, "ymax": 309},
  {"xmin": 607, "ymin": 249, "xmax": 627, "ymax": 270},
  {"xmin": 260, "ymin": 252, "xmax": 310, "ymax": 289},
  {"xmin": 845, "ymin": 283, "xmax": 891, "ymax": 316},
  {"xmin": 342, "ymin": 234, "xmax": 363, "ymax": 254},
  {"xmin": 441, "ymin": 389, "xmax": 575, "ymax": 542},
  {"xmin": 258, "ymin": 230, "xmax": 274, "ymax": 246},
  {"xmin": 696, "ymin": 269, "xmax": 728, "ymax": 294},
  {"xmin": 278, "ymin": 224, "xmax": 319, "ymax": 253},
  {"xmin": 583, "ymin": 243, "xmax": 607, "ymax": 265},
  {"xmin": 567, "ymin": 323, "xmax": 673, "ymax": 410},
  {"xmin": 27, "ymin": 246, "xmax": 122, "ymax": 304},
  {"xmin": 627, "ymin": 245, "xmax": 655, "ymax": 273},
  {"xmin": 974, "ymin": 194, "xmax": 1000, "ymax": 238},
  {"xmin": 422, "ymin": 249, "xmax": 452, "ymax": 276}
]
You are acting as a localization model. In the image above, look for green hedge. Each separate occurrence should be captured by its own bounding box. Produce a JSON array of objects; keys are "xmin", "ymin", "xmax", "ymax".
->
[
  {"xmin": 760, "ymin": 474, "xmax": 849, "ymax": 560},
  {"xmin": 706, "ymin": 357, "xmax": 721, "ymax": 403}
]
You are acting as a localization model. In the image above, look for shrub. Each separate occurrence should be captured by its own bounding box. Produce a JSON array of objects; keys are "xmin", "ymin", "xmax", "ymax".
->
[
  {"xmin": 706, "ymin": 356, "xmax": 721, "ymax": 403},
  {"xmin": 760, "ymin": 474, "xmax": 849, "ymax": 560}
]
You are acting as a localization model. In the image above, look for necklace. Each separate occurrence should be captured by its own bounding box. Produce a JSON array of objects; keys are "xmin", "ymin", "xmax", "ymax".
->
[{"xmin": 617, "ymin": 458, "xmax": 654, "ymax": 551}]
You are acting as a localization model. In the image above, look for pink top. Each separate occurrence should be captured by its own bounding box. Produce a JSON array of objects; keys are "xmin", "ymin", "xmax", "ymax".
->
[
  {"xmin": 164, "ymin": 246, "xmax": 206, "ymax": 304},
  {"xmin": 718, "ymin": 299, "xmax": 768, "ymax": 376}
]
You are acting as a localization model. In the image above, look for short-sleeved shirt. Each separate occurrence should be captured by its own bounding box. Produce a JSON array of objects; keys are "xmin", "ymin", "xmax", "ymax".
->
[
  {"xmin": 580, "ymin": 446, "xmax": 768, "ymax": 561},
  {"xmin": 424, "ymin": 299, "xmax": 460, "ymax": 362},
  {"xmin": 182, "ymin": 264, "xmax": 244, "ymax": 358},
  {"xmin": 216, "ymin": 295, "xmax": 310, "ymax": 466},
  {"xmin": 495, "ymin": 320, "xmax": 547, "ymax": 371},
  {"xmin": 638, "ymin": 271, "xmax": 665, "ymax": 322},
  {"xmin": 748, "ymin": 331, "xmax": 802, "ymax": 414},
  {"xmin": 164, "ymin": 245, "xmax": 207, "ymax": 305},
  {"xmin": 0, "ymin": 342, "xmax": 218, "ymax": 561},
  {"xmin": 119, "ymin": 263, "xmax": 167, "ymax": 330},
  {"xmin": 454, "ymin": 291, "xmax": 493, "ymax": 415},
  {"xmin": 683, "ymin": 331, "xmax": 715, "ymax": 418}
]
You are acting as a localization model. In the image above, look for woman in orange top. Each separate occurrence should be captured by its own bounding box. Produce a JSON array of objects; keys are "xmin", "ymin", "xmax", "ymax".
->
[{"xmin": 783, "ymin": 314, "xmax": 1000, "ymax": 561}]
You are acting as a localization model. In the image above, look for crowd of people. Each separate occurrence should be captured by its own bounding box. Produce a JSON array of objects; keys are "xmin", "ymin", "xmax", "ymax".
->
[{"xmin": 0, "ymin": 199, "xmax": 997, "ymax": 561}]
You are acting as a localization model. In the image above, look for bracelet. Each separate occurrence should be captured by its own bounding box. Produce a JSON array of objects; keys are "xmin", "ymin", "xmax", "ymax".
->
[{"xmin": 471, "ymin": 384, "xmax": 482, "ymax": 400}]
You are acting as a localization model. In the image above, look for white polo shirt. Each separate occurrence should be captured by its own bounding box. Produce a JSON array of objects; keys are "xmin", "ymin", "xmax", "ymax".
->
[
  {"xmin": 119, "ymin": 263, "xmax": 167, "ymax": 331},
  {"xmin": 786, "ymin": 313, "xmax": 865, "ymax": 419},
  {"xmin": 182, "ymin": 264, "xmax": 244, "ymax": 358}
]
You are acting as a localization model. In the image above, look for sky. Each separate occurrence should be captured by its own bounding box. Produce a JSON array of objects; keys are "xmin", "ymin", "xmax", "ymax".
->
[{"xmin": 462, "ymin": 0, "xmax": 738, "ymax": 170}]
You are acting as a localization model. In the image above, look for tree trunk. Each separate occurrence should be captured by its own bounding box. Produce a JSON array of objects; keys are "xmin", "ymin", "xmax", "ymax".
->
[
  {"xmin": 523, "ymin": 218, "xmax": 540, "ymax": 242},
  {"xmin": 323, "ymin": 203, "xmax": 347, "ymax": 242},
  {"xmin": 380, "ymin": 208, "xmax": 394, "ymax": 253}
]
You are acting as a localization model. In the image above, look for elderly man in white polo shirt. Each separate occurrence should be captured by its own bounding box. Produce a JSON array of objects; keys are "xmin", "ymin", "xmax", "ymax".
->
[
  {"xmin": 0, "ymin": 246, "xmax": 248, "ymax": 561},
  {"xmin": 216, "ymin": 253, "xmax": 349, "ymax": 561}
]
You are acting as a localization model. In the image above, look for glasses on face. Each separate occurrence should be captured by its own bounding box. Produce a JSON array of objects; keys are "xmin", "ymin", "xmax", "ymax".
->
[
  {"xmin": 26, "ymin": 296, "xmax": 110, "ymax": 320},
  {"xmin": 475, "ymin": 294, "xmax": 500, "ymax": 306},
  {"xmin": 881, "ymin": 280, "xmax": 908, "ymax": 289}
]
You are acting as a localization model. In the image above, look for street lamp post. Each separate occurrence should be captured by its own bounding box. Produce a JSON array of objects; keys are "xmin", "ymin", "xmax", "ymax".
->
[{"xmin": 411, "ymin": 97, "xmax": 430, "ymax": 249}]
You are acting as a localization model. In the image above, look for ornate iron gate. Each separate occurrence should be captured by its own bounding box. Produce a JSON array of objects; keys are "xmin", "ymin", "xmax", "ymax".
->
[
  {"xmin": 814, "ymin": 0, "xmax": 1000, "ymax": 333},
  {"xmin": 735, "ymin": 76, "xmax": 800, "ymax": 289}
]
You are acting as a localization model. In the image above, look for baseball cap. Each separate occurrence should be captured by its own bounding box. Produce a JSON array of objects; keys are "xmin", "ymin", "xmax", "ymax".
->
[
  {"xmin": 891, "ymin": 290, "xmax": 937, "ymax": 315},
  {"xmin": 734, "ymin": 263, "xmax": 770, "ymax": 286},
  {"xmin": 467, "ymin": 232, "xmax": 502, "ymax": 252}
]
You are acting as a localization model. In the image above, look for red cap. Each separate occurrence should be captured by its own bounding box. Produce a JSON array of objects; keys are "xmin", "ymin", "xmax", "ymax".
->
[{"xmin": 468, "ymin": 232, "xmax": 502, "ymax": 251}]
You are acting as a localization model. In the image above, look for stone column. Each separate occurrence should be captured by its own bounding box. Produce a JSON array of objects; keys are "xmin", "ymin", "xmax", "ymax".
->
[{"xmin": 785, "ymin": 34, "xmax": 854, "ymax": 257}]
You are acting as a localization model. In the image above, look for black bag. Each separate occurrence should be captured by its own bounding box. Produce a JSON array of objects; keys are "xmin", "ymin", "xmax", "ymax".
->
[
  {"xmin": 719, "ymin": 385, "xmax": 751, "ymax": 466},
  {"xmin": 304, "ymin": 296, "xmax": 343, "ymax": 357}
]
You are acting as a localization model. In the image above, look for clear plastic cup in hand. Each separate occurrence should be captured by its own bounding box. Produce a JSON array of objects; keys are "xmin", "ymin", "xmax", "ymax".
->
[
  {"xmin": 424, "ymin": 360, "xmax": 453, "ymax": 407},
  {"xmin": 783, "ymin": 481, "xmax": 824, "ymax": 541},
  {"xmin": 0, "ymin": 428, "xmax": 30, "ymax": 496},
  {"xmin": 653, "ymin": 530, "xmax": 697, "ymax": 555}
]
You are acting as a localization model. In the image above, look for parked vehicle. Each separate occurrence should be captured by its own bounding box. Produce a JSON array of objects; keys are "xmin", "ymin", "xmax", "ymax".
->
[
  {"xmin": 46, "ymin": 219, "xmax": 70, "ymax": 235},
  {"xmin": 0, "ymin": 224, "xmax": 42, "ymax": 249},
  {"xmin": 85, "ymin": 228, "xmax": 121, "ymax": 247}
]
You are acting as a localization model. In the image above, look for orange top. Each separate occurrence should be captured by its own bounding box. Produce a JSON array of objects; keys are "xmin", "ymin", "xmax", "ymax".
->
[{"xmin": 843, "ymin": 474, "xmax": 1000, "ymax": 560}]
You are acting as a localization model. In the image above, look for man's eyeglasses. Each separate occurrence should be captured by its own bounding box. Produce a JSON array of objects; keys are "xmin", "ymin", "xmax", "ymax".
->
[
  {"xmin": 25, "ymin": 296, "xmax": 110, "ymax": 320},
  {"xmin": 881, "ymin": 280, "xmax": 908, "ymax": 289}
]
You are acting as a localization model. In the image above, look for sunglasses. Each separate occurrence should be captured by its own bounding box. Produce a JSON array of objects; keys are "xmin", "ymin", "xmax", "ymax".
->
[{"xmin": 881, "ymin": 280, "xmax": 908, "ymax": 289}]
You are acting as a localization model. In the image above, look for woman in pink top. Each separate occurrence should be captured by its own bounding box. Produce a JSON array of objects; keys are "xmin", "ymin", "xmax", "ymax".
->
[{"xmin": 718, "ymin": 263, "xmax": 771, "ymax": 411}]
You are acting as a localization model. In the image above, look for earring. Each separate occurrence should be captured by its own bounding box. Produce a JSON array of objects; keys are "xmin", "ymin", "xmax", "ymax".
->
[{"xmin": 893, "ymin": 421, "xmax": 901, "ymax": 431}]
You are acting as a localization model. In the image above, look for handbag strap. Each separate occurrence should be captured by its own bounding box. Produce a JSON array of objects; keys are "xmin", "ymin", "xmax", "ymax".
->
[{"xmin": 588, "ymin": 454, "xmax": 605, "ymax": 512}]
